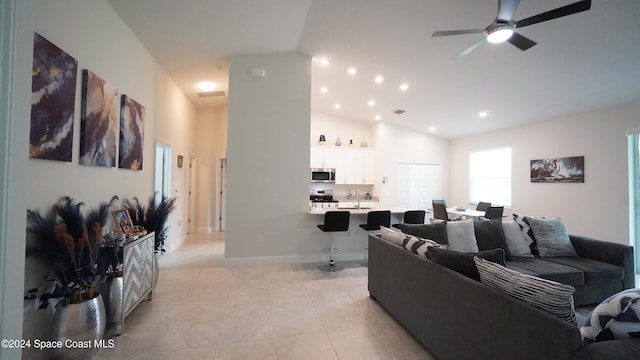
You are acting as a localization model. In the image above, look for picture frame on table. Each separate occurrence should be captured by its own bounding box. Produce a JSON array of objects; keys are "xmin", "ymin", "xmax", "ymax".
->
[{"xmin": 111, "ymin": 209, "xmax": 134, "ymax": 236}]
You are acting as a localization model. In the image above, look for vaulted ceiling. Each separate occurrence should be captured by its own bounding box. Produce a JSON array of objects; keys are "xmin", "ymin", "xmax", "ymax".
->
[{"xmin": 107, "ymin": 0, "xmax": 640, "ymax": 138}]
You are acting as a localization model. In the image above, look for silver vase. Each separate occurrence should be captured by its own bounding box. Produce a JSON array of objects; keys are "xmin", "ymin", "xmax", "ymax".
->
[
  {"xmin": 100, "ymin": 276, "xmax": 123, "ymax": 324},
  {"xmin": 52, "ymin": 294, "xmax": 106, "ymax": 360},
  {"xmin": 153, "ymin": 253, "xmax": 160, "ymax": 289}
]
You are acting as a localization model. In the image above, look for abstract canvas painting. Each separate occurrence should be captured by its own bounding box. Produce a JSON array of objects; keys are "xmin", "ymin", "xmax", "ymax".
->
[
  {"xmin": 119, "ymin": 95, "xmax": 145, "ymax": 170},
  {"xmin": 29, "ymin": 32, "xmax": 78, "ymax": 161},
  {"xmin": 531, "ymin": 156, "xmax": 585, "ymax": 183},
  {"xmin": 80, "ymin": 70, "xmax": 118, "ymax": 167}
]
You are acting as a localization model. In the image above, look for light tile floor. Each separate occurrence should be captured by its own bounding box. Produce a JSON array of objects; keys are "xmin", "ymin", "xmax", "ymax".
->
[{"xmin": 97, "ymin": 232, "xmax": 437, "ymax": 360}]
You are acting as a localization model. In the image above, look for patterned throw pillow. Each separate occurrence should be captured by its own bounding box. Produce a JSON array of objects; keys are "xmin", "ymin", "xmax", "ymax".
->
[
  {"xmin": 581, "ymin": 289, "xmax": 640, "ymax": 343},
  {"xmin": 474, "ymin": 256, "xmax": 577, "ymax": 324},
  {"xmin": 402, "ymin": 234, "xmax": 446, "ymax": 257},
  {"xmin": 513, "ymin": 213, "xmax": 545, "ymax": 256},
  {"xmin": 527, "ymin": 217, "xmax": 577, "ymax": 258}
]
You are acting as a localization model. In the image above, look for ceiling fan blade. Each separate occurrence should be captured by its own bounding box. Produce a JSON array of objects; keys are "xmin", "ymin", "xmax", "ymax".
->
[
  {"xmin": 507, "ymin": 32, "xmax": 537, "ymax": 51},
  {"xmin": 431, "ymin": 29, "xmax": 484, "ymax": 37},
  {"xmin": 515, "ymin": 0, "xmax": 591, "ymax": 28},
  {"xmin": 452, "ymin": 37, "xmax": 487, "ymax": 60},
  {"xmin": 497, "ymin": 0, "xmax": 522, "ymax": 22}
]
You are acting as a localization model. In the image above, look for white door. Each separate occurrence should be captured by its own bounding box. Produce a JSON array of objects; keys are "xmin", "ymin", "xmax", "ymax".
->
[
  {"xmin": 187, "ymin": 155, "xmax": 196, "ymax": 233},
  {"xmin": 217, "ymin": 158, "xmax": 227, "ymax": 231}
]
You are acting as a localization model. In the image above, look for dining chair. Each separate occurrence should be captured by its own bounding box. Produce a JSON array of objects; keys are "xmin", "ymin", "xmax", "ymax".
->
[
  {"xmin": 484, "ymin": 206, "xmax": 504, "ymax": 220},
  {"xmin": 432, "ymin": 200, "xmax": 449, "ymax": 221},
  {"xmin": 476, "ymin": 201, "xmax": 491, "ymax": 212}
]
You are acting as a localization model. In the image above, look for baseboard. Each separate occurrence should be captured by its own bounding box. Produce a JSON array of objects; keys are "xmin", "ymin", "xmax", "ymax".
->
[{"xmin": 223, "ymin": 251, "xmax": 367, "ymax": 267}]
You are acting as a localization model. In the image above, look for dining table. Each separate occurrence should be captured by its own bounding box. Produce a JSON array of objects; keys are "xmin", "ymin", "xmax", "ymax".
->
[{"xmin": 446, "ymin": 207, "xmax": 485, "ymax": 218}]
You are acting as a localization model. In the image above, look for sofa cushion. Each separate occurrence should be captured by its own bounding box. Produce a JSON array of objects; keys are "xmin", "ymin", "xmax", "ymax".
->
[
  {"xmin": 502, "ymin": 220, "xmax": 533, "ymax": 257},
  {"xmin": 581, "ymin": 289, "xmax": 640, "ymax": 343},
  {"xmin": 474, "ymin": 219, "xmax": 512, "ymax": 260},
  {"xmin": 506, "ymin": 257, "xmax": 585, "ymax": 286},
  {"xmin": 402, "ymin": 234, "xmax": 446, "ymax": 257},
  {"xmin": 396, "ymin": 222, "xmax": 448, "ymax": 245},
  {"xmin": 474, "ymin": 256, "xmax": 577, "ymax": 324},
  {"xmin": 446, "ymin": 220, "xmax": 479, "ymax": 253},
  {"xmin": 527, "ymin": 217, "xmax": 578, "ymax": 258},
  {"xmin": 427, "ymin": 247, "xmax": 505, "ymax": 281},
  {"xmin": 543, "ymin": 257, "xmax": 624, "ymax": 283},
  {"xmin": 380, "ymin": 226, "xmax": 404, "ymax": 246}
]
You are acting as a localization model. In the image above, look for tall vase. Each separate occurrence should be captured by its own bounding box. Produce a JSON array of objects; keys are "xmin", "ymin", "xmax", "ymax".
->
[
  {"xmin": 99, "ymin": 275, "xmax": 124, "ymax": 335},
  {"xmin": 153, "ymin": 252, "xmax": 160, "ymax": 290},
  {"xmin": 52, "ymin": 294, "xmax": 106, "ymax": 360}
]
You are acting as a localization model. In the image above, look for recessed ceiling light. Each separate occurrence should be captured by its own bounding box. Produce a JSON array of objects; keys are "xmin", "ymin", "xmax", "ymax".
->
[
  {"xmin": 478, "ymin": 111, "xmax": 489, "ymax": 118},
  {"xmin": 196, "ymin": 81, "xmax": 217, "ymax": 92},
  {"xmin": 319, "ymin": 57, "xmax": 329, "ymax": 66},
  {"xmin": 429, "ymin": 126, "xmax": 437, "ymax": 132},
  {"xmin": 334, "ymin": 103, "xmax": 341, "ymax": 109},
  {"xmin": 374, "ymin": 75, "xmax": 384, "ymax": 84},
  {"xmin": 400, "ymin": 83, "xmax": 409, "ymax": 91},
  {"xmin": 368, "ymin": 100, "xmax": 376, "ymax": 107},
  {"xmin": 374, "ymin": 115, "xmax": 382, "ymax": 121},
  {"xmin": 347, "ymin": 67, "xmax": 357, "ymax": 75},
  {"xmin": 320, "ymin": 87, "xmax": 328, "ymax": 93}
]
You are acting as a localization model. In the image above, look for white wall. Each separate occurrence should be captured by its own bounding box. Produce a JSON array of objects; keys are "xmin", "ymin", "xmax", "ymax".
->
[
  {"xmin": 451, "ymin": 100, "xmax": 640, "ymax": 244},
  {"xmin": 311, "ymin": 111, "xmax": 373, "ymax": 147},
  {"xmin": 374, "ymin": 123, "xmax": 451, "ymax": 207},
  {"xmin": 21, "ymin": 1, "xmax": 197, "ymax": 356},
  {"xmin": 0, "ymin": 1, "xmax": 32, "ymax": 358},
  {"xmin": 226, "ymin": 52, "xmax": 313, "ymax": 261}
]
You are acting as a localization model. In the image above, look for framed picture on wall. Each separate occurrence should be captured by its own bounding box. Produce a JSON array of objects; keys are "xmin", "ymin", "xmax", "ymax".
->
[{"xmin": 530, "ymin": 156, "xmax": 584, "ymax": 183}]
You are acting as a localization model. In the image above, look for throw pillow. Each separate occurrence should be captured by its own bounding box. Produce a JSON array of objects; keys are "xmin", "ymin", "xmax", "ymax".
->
[
  {"xmin": 474, "ymin": 256, "xmax": 577, "ymax": 324},
  {"xmin": 581, "ymin": 289, "xmax": 640, "ymax": 343},
  {"xmin": 379, "ymin": 226, "xmax": 404, "ymax": 246},
  {"xmin": 402, "ymin": 234, "xmax": 446, "ymax": 257},
  {"xmin": 474, "ymin": 219, "xmax": 512, "ymax": 260},
  {"xmin": 527, "ymin": 217, "xmax": 577, "ymax": 258},
  {"xmin": 446, "ymin": 220, "xmax": 479, "ymax": 253},
  {"xmin": 396, "ymin": 222, "xmax": 448, "ymax": 245},
  {"xmin": 513, "ymin": 213, "xmax": 544, "ymax": 256},
  {"xmin": 502, "ymin": 221, "xmax": 533, "ymax": 257},
  {"xmin": 427, "ymin": 247, "xmax": 505, "ymax": 281}
]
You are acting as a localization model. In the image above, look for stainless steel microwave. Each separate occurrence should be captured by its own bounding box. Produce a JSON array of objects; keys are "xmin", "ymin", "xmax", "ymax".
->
[{"xmin": 310, "ymin": 168, "xmax": 335, "ymax": 183}]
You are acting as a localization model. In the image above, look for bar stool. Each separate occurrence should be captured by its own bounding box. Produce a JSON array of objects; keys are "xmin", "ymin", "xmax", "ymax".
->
[
  {"xmin": 392, "ymin": 210, "xmax": 426, "ymax": 228},
  {"xmin": 359, "ymin": 210, "xmax": 391, "ymax": 267},
  {"xmin": 317, "ymin": 211, "xmax": 350, "ymax": 272}
]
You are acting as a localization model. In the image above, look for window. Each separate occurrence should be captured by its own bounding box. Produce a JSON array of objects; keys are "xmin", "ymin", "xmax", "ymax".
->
[{"xmin": 469, "ymin": 148, "xmax": 512, "ymax": 207}]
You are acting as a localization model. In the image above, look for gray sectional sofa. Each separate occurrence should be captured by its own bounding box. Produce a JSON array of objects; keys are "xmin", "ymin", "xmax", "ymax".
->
[{"xmin": 368, "ymin": 234, "xmax": 640, "ymax": 360}]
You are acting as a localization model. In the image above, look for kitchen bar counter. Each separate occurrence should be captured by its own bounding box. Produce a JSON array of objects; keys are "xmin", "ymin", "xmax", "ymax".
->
[{"xmin": 307, "ymin": 207, "xmax": 425, "ymax": 215}]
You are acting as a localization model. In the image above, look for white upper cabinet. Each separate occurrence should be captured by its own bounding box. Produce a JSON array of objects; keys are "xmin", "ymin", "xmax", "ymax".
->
[
  {"xmin": 310, "ymin": 147, "xmax": 336, "ymax": 168},
  {"xmin": 335, "ymin": 148, "xmax": 375, "ymax": 184}
]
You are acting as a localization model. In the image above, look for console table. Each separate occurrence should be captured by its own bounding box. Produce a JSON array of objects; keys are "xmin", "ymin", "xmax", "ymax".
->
[{"xmin": 104, "ymin": 232, "xmax": 155, "ymax": 335}]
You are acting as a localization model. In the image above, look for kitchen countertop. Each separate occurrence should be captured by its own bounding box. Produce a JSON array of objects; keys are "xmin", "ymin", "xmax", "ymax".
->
[{"xmin": 307, "ymin": 207, "xmax": 424, "ymax": 215}]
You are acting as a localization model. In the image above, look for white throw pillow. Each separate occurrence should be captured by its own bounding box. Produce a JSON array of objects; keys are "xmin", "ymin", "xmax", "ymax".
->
[
  {"xmin": 379, "ymin": 226, "xmax": 404, "ymax": 246},
  {"xmin": 446, "ymin": 220, "xmax": 479, "ymax": 253},
  {"xmin": 502, "ymin": 221, "xmax": 533, "ymax": 257}
]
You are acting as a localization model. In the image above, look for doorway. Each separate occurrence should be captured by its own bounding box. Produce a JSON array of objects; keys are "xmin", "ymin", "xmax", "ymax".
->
[
  {"xmin": 155, "ymin": 142, "xmax": 172, "ymax": 201},
  {"xmin": 628, "ymin": 129, "xmax": 640, "ymax": 274},
  {"xmin": 187, "ymin": 155, "xmax": 196, "ymax": 233},
  {"xmin": 216, "ymin": 158, "xmax": 227, "ymax": 231}
]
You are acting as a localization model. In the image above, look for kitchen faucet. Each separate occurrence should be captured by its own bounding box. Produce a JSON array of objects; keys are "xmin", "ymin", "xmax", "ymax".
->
[{"xmin": 356, "ymin": 189, "xmax": 361, "ymax": 209}]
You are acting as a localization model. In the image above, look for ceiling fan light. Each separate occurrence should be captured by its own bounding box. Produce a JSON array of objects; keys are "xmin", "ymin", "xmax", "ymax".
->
[{"xmin": 486, "ymin": 26, "xmax": 514, "ymax": 43}]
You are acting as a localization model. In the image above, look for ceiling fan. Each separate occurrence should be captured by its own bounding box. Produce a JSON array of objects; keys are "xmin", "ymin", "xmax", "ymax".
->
[{"xmin": 431, "ymin": 0, "xmax": 591, "ymax": 59}]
